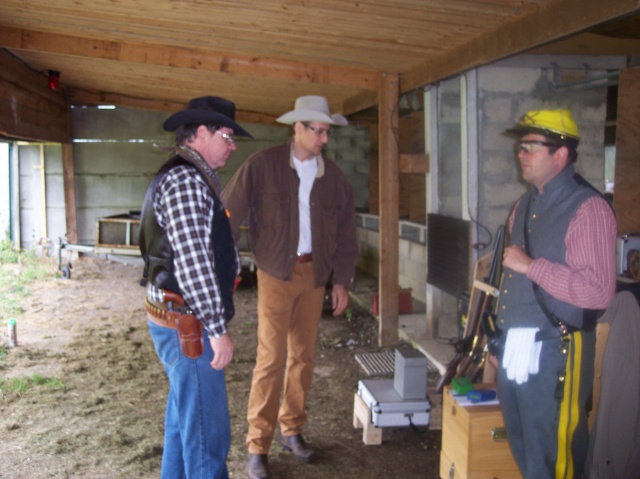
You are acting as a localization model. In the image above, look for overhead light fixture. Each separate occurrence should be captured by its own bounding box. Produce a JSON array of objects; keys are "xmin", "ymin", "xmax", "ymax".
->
[{"xmin": 48, "ymin": 70, "xmax": 60, "ymax": 90}]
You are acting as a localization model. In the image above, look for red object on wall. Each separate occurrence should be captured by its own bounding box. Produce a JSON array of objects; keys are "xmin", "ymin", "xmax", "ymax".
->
[
  {"xmin": 48, "ymin": 70, "xmax": 60, "ymax": 90},
  {"xmin": 372, "ymin": 289, "xmax": 413, "ymax": 315}
]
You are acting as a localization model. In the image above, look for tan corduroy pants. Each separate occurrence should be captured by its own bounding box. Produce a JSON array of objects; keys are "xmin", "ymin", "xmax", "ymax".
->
[{"xmin": 246, "ymin": 262, "xmax": 325, "ymax": 454}]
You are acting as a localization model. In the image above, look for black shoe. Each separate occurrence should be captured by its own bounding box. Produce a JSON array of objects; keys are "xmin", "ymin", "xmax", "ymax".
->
[
  {"xmin": 280, "ymin": 434, "xmax": 315, "ymax": 463},
  {"xmin": 248, "ymin": 453, "xmax": 269, "ymax": 479}
]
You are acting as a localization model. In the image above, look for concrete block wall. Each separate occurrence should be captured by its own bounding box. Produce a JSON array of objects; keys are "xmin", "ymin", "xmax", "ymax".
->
[
  {"xmin": 17, "ymin": 144, "xmax": 66, "ymax": 250},
  {"xmin": 326, "ymin": 125, "xmax": 370, "ymax": 212},
  {"xmin": 69, "ymin": 106, "xmax": 370, "ymax": 246},
  {"xmin": 477, "ymin": 63, "xmax": 608, "ymax": 257},
  {"xmin": 71, "ymin": 106, "xmax": 289, "ymax": 245},
  {"xmin": 72, "ymin": 106, "xmax": 175, "ymax": 245},
  {"xmin": 356, "ymin": 214, "xmax": 428, "ymax": 303}
]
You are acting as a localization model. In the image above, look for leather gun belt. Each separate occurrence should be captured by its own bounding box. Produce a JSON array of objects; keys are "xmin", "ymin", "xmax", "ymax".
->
[{"xmin": 144, "ymin": 298, "xmax": 203, "ymax": 331}]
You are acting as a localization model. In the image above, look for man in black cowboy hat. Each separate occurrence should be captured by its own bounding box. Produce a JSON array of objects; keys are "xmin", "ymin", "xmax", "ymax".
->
[
  {"xmin": 224, "ymin": 95, "xmax": 358, "ymax": 479},
  {"xmin": 139, "ymin": 96, "xmax": 252, "ymax": 479}
]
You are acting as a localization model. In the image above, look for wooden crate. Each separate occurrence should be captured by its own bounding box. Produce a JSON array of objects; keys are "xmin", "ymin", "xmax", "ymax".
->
[
  {"xmin": 440, "ymin": 385, "xmax": 521, "ymax": 479},
  {"xmin": 95, "ymin": 213, "xmax": 140, "ymax": 250}
]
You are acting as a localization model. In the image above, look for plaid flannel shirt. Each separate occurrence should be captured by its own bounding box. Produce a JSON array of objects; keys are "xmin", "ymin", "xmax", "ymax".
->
[{"xmin": 146, "ymin": 164, "xmax": 240, "ymax": 338}]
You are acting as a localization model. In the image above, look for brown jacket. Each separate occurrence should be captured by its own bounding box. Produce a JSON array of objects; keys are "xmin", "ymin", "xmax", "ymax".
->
[{"xmin": 223, "ymin": 142, "xmax": 358, "ymax": 290}]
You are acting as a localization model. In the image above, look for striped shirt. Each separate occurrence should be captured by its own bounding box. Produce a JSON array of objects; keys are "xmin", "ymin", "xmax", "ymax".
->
[
  {"xmin": 510, "ymin": 195, "xmax": 617, "ymax": 310},
  {"xmin": 146, "ymin": 164, "xmax": 240, "ymax": 337}
]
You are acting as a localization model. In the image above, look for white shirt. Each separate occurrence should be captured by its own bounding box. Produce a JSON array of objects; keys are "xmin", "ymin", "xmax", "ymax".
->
[{"xmin": 292, "ymin": 155, "xmax": 317, "ymax": 254}]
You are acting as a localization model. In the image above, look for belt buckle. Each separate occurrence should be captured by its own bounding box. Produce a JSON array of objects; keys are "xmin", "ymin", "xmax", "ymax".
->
[
  {"xmin": 297, "ymin": 252, "xmax": 312, "ymax": 263},
  {"xmin": 167, "ymin": 301, "xmax": 193, "ymax": 315}
]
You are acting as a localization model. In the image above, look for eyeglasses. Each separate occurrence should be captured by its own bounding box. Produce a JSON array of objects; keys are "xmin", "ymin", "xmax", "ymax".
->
[
  {"xmin": 519, "ymin": 140, "xmax": 559, "ymax": 154},
  {"xmin": 301, "ymin": 122, "xmax": 331, "ymax": 137},
  {"xmin": 215, "ymin": 130, "xmax": 235, "ymax": 144}
]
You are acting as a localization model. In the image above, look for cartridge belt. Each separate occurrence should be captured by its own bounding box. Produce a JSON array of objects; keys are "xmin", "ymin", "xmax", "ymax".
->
[{"xmin": 144, "ymin": 298, "xmax": 202, "ymax": 331}]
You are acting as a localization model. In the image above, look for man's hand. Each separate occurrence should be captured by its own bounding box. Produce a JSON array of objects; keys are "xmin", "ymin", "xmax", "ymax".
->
[
  {"xmin": 331, "ymin": 284, "xmax": 349, "ymax": 317},
  {"xmin": 209, "ymin": 333, "xmax": 234, "ymax": 370},
  {"xmin": 488, "ymin": 354, "xmax": 499, "ymax": 370},
  {"xmin": 503, "ymin": 245, "xmax": 533, "ymax": 275}
]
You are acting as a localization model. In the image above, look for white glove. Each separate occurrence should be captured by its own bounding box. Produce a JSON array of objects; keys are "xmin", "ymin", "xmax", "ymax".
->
[{"xmin": 502, "ymin": 328, "xmax": 541, "ymax": 384}]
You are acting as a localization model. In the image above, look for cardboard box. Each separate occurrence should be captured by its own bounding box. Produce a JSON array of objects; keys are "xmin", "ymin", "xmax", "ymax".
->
[{"xmin": 440, "ymin": 385, "xmax": 521, "ymax": 479}]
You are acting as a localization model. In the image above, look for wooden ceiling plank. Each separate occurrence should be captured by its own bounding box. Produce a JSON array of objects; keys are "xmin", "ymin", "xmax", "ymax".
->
[
  {"xmin": 197, "ymin": 0, "xmax": 529, "ymax": 18},
  {"xmin": 401, "ymin": 0, "xmax": 640, "ymax": 92},
  {"xmin": 0, "ymin": 0, "xmax": 522, "ymax": 71},
  {"xmin": 0, "ymin": 27, "xmax": 378, "ymax": 91}
]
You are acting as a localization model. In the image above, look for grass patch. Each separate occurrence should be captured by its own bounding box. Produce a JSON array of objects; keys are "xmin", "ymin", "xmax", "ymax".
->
[
  {"xmin": 0, "ymin": 238, "xmax": 19, "ymax": 264},
  {"xmin": 0, "ymin": 345, "xmax": 7, "ymax": 364},
  {"xmin": 0, "ymin": 238, "xmax": 55, "ymax": 320},
  {"xmin": 0, "ymin": 373, "xmax": 66, "ymax": 397}
]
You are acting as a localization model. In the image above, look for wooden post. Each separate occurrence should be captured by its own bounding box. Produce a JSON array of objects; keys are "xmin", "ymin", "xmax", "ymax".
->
[
  {"xmin": 353, "ymin": 393, "xmax": 383, "ymax": 445},
  {"xmin": 613, "ymin": 68, "xmax": 640, "ymax": 235},
  {"xmin": 62, "ymin": 143, "xmax": 78, "ymax": 244},
  {"xmin": 378, "ymin": 72, "xmax": 399, "ymax": 346}
]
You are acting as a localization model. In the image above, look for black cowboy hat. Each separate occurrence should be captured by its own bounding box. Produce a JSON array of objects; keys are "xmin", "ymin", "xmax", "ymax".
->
[{"xmin": 163, "ymin": 96, "xmax": 253, "ymax": 138}]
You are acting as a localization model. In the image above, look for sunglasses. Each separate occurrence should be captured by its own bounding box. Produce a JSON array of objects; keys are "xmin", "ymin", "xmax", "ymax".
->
[{"xmin": 518, "ymin": 140, "xmax": 560, "ymax": 153}]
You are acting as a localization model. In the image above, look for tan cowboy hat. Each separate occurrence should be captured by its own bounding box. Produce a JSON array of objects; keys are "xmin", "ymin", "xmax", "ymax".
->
[{"xmin": 276, "ymin": 95, "xmax": 348, "ymax": 126}]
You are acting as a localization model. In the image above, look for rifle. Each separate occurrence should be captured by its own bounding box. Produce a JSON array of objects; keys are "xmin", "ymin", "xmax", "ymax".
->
[{"xmin": 435, "ymin": 225, "xmax": 505, "ymax": 393}]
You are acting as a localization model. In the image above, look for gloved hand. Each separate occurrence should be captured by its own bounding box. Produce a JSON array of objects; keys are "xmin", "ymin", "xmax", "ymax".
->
[{"xmin": 502, "ymin": 328, "xmax": 541, "ymax": 384}]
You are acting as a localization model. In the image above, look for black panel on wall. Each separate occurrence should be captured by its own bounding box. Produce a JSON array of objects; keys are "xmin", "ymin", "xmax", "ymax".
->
[{"xmin": 427, "ymin": 213, "xmax": 471, "ymax": 298}]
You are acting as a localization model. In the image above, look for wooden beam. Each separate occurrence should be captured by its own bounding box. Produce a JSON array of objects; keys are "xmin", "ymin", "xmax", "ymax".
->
[
  {"xmin": 61, "ymin": 143, "xmax": 78, "ymax": 244},
  {"xmin": 67, "ymin": 89, "xmax": 185, "ymax": 113},
  {"xmin": 344, "ymin": 90, "xmax": 379, "ymax": 117},
  {"xmin": 613, "ymin": 68, "xmax": 640, "ymax": 236},
  {"xmin": 67, "ymin": 88, "xmax": 280, "ymax": 125},
  {"xmin": 0, "ymin": 49, "xmax": 70, "ymax": 143},
  {"xmin": 399, "ymin": 154, "xmax": 429, "ymax": 174},
  {"xmin": 377, "ymin": 72, "xmax": 400, "ymax": 346},
  {"xmin": 0, "ymin": 27, "xmax": 378, "ymax": 91},
  {"xmin": 402, "ymin": 0, "xmax": 640, "ymax": 92}
]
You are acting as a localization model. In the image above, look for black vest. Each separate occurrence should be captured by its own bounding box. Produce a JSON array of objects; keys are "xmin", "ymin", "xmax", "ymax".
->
[{"xmin": 139, "ymin": 154, "xmax": 237, "ymax": 321}]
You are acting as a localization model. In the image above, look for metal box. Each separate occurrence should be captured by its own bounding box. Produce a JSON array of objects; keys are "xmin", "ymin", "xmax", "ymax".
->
[
  {"xmin": 357, "ymin": 378, "xmax": 430, "ymax": 428},
  {"xmin": 616, "ymin": 235, "xmax": 640, "ymax": 276},
  {"xmin": 394, "ymin": 347, "xmax": 428, "ymax": 399}
]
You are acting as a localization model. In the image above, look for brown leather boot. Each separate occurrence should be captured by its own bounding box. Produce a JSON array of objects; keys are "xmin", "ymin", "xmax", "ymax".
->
[
  {"xmin": 280, "ymin": 434, "xmax": 315, "ymax": 463},
  {"xmin": 247, "ymin": 453, "xmax": 269, "ymax": 479}
]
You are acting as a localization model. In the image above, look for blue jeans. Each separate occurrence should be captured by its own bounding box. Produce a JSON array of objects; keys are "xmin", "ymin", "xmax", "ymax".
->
[{"xmin": 148, "ymin": 321, "xmax": 230, "ymax": 479}]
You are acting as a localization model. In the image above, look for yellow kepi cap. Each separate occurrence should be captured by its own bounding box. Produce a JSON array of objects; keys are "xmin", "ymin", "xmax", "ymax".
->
[{"xmin": 506, "ymin": 109, "xmax": 580, "ymax": 141}]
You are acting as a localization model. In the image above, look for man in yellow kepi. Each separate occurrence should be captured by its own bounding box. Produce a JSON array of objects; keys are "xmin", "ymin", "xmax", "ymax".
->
[{"xmin": 496, "ymin": 109, "xmax": 617, "ymax": 478}]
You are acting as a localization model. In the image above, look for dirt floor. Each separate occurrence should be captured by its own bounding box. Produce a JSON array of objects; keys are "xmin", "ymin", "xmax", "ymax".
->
[{"xmin": 0, "ymin": 255, "xmax": 441, "ymax": 478}]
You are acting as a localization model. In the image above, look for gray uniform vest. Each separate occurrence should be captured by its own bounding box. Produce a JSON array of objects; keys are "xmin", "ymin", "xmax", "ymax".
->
[{"xmin": 498, "ymin": 165, "xmax": 600, "ymax": 333}]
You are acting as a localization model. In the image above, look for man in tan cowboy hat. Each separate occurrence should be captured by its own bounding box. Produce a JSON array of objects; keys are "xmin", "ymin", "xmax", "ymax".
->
[
  {"xmin": 496, "ymin": 109, "xmax": 616, "ymax": 478},
  {"xmin": 224, "ymin": 95, "xmax": 358, "ymax": 479},
  {"xmin": 140, "ymin": 96, "xmax": 252, "ymax": 478}
]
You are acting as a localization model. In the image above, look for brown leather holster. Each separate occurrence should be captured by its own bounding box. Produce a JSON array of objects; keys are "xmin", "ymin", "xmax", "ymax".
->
[
  {"xmin": 175, "ymin": 313, "xmax": 205, "ymax": 359},
  {"xmin": 145, "ymin": 290, "xmax": 205, "ymax": 359}
]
